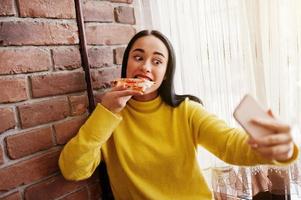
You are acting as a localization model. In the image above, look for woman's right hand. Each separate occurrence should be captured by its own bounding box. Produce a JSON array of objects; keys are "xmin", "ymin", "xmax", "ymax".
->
[{"xmin": 100, "ymin": 84, "xmax": 142, "ymax": 113}]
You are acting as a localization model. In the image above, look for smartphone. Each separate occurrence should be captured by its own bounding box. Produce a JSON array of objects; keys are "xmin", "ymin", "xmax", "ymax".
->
[{"xmin": 233, "ymin": 94, "xmax": 274, "ymax": 140}]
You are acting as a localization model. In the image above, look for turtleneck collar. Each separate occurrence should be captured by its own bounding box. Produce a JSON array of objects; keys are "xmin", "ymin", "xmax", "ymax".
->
[{"xmin": 127, "ymin": 96, "xmax": 163, "ymax": 113}]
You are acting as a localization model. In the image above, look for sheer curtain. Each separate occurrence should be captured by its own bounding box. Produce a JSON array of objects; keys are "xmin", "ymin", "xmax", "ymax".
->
[{"xmin": 135, "ymin": 0, "xmax": 301, "ymax": 198}]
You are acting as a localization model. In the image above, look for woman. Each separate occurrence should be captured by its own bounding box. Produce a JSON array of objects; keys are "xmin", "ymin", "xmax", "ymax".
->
[{"xmin": 59, "ymin": 30, "xmax": 298, "ymax": 200}]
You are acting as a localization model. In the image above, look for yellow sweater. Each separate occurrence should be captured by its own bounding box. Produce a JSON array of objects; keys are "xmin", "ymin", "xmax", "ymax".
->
[{"xmin": 59, "ymin": 96, "xmax": 298, "ymax": 200}]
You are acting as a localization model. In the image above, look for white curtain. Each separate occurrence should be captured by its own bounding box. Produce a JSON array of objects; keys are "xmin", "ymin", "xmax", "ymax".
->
[
  {"xmin": 135, "ymin": 0, "xmax": 301, "ymax": 125},
  {"xmin": 135, "ymin": 0, "xmax": 301, "ymax": 198}
]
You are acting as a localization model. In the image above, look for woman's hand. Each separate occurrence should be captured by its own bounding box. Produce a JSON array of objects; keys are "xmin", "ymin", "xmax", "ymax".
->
[
  {"xmin": 101, "ymin": 84, "xmax": 142, "ymax": 113},
  {"xmin": 248, "ymin": 110, "xmax": 294, "ymax": 162}
]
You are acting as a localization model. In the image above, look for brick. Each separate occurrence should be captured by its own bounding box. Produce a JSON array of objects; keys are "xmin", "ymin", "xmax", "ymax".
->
[
  {"xmin": 92, "ymin": 67, "xmax": 121, "ymax": 89},
  {"xmin": 31, "ymin": 72, "xmax": 86, "ymax": 98},
  {"xmin": 0, "ymin": 48, "xmax": 51, "ymax": 75},
  {"xmin": 114, "ymin": 6, "xmax": 135, "ymax": 25},
  {"xmin": 54, "ymin": 116, "xmax": 87, "ymax": 145},
  {"xmin": 52, "ymin": 47, "xmax": 81, "ymax": 70},
  {"xmin": 83, "ymin": 1, "xmax": 113, "ymax": 22},
  {"xmin": 6, "ymin": 127, "xmax": 54, "ymax": 159},
  {"xmin": 110, "ymin": 0, "xmax": 133, "ymax": 3},
  {"xmin": 69, "ymin": 95, "xmax": 88, "ymax": 116},
  {"xmin": 0, "ymin": 108, "xmax": 15, "ymax": 133},
  {"xmin": 18, "ymin": 97, "xmax": 70, "ymax": 128},
  {"xmin": 113, "ymin": 47, "xmax": 125, "ymax": 65},
  {"xmin": 89, "ymin": 183, "xmax": 102, "ymax": 200},
  {"xmin": 0, "ymin": 77, "xmax": 27, "ymax": 103},
  {"xmin": 0, "ymin": 146, "xmax": 3, "ymax": 165},
  {"xmin": 88, "ymin": 47, "xmax": 113, "ymax": 68},
  {"xmin": 0, "ymin": 0, "xmax": 15, "ymax": 16},
  {"xmin": 86, "ymin": 24, "xmax": 135, "ymax": 45},
  {"xmin": 0, "ymin": 21, "xmax": 78, "ymax": 46},
  {"xmin": 1, "ymin": 192, "xmax": 21, "ymax": 200},
  {"xmin": 24, "ymin": 175, "xmax": 87, "ymax": 200},
  {"xmin": 18, "ymin": 0, "xmax": 75, "ymax": 19},
  {"xmin": 63, "ymin": 188, "xmax": 89, "ymax": 200},
  {"xmin": 0, "ymin": 148, "xmax": 60, "ymax": 191}
]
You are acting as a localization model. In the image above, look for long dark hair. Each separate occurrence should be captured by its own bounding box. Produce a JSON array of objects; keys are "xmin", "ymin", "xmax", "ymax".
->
[{"xmin": 121, "ymin": 30, "xmax": 202, "ymax": 107}]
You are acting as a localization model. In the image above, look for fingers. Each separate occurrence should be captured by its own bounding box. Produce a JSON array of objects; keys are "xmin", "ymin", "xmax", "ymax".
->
[
  {"xmin": 110, "ymin": 84, "xmax": 128, "ymax": 91},
  {"xmin": 116, "ymin": 89, "xmax": 142, "ymax": 97},
  {"xmin": 100, "ymin": 84, "xmax": 142, "ymax": 113},
  {"xmin": 247, "ymin": 110, "xmax": 294, "ymax": 161},
  {"xmin": 248, "ymin": 133, "xmax": 292, "ymax": 147},
  {"xmin": 251, "ymin": 118, "xmax": 290, "ymax": 133},
  {"xmin": 250, "ymin": 142, "xmax": 294, "ymax": 161},
  {"xmin": 248, "ymin": 132, "xmax": 295, "ymax": 161}
]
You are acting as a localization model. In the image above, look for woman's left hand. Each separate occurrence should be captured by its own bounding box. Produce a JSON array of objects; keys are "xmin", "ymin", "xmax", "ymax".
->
[{"xmin": 248, "ymin": 110, "xmax": 294, "ymax": 162}]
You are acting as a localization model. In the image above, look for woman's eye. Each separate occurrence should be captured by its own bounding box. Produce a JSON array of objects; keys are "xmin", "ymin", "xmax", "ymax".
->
[
  {"xmin": 134, "ymin": 56, "xmax": 143, "ymax": 61},
  {"xmin": 153, "ymin": 59, "xmax": 162, "ymax": 65}
]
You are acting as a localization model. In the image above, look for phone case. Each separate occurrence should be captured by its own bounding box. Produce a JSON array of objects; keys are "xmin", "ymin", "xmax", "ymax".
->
[{"xmin": 233, "ymin": 94, "xmax": 274, "ymax": 140}]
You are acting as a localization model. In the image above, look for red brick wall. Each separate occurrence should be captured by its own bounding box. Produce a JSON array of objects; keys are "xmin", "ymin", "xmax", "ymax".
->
[{"xmin": 0, "ymin": 0, "xmax": 136, "ymax": 199}]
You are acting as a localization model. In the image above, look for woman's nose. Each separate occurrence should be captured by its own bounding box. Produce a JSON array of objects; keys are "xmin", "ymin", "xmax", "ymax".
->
[{"xmin": 140, "ymin": 61, "xmax": 151, "ymax": 73}]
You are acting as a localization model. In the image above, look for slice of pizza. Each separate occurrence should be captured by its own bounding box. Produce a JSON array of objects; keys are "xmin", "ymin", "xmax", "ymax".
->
[{"xmin": 111, "ymin": 78, "xmax": 155, "ymax": 93}]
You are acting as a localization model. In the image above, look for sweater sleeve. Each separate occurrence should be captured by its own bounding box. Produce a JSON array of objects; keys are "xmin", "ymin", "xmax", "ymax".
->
[
  {"xmin": 188, "ymin": 100, "xmax": 299, "ymax": 166},
  {"xmin": 59, "ymin": 103, "xmax": 122, "ymax": 181}
]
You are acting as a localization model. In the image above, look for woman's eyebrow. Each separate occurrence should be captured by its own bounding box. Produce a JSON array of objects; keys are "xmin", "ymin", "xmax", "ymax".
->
[
  {"xmin": 153, "ymin": 51, "xmax": 166, "ymax": 58},
  {"xmin": 132, "ymin": 48, "xmax": 144, "ymax": 53},
  {"xmin": 132, "ymin": 48, "xmax": 166, "ymax": 58}
]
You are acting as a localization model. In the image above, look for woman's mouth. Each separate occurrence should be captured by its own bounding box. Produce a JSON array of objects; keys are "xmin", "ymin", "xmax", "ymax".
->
[{"xmin": 134, "ymin": 75, "xmax": 153, "ymax": 81}]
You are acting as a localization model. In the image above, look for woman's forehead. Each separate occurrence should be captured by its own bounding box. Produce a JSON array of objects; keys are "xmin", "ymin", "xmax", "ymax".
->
[{"xmin": 130, "ymin": 35, "xmax": 168, "ymax": 57}]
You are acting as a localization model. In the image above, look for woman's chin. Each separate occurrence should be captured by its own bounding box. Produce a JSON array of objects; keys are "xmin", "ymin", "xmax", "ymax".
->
[{"xmin": 132, "ymin": 91, "xmax": 158, "ymax": 101}]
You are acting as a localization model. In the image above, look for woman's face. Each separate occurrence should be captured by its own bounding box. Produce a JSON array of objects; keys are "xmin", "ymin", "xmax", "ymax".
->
[{"xmin": 126, "ymin": 35, "xmax": 169, "ymax": 101}]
